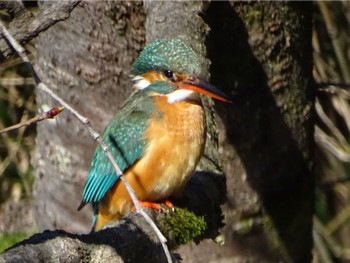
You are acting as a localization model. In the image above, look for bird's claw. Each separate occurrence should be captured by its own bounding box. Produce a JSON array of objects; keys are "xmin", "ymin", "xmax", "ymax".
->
[{"xmin": 131, "ymin": 200, "xmax": 175, "ymax": 213}]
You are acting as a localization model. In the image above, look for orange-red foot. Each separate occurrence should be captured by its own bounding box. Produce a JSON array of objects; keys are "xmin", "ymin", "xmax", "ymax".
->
[
  {"xmin": 164, "ymin": 200, "xmax": 174, "ymax": 209},
  {"xmin": 131, "ymin": 200, "xmax": 174, "ymax": 212}
]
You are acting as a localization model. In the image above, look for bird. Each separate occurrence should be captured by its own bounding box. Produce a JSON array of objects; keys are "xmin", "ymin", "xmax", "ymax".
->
[{"xmin": 78, "ymin": 39, "xmax": 230, "ymax": 231}]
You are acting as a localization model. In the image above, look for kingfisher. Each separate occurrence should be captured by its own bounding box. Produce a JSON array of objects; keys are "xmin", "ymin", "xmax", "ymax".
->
[{"xmin": 78, "ymin": 39, "xmax": 230, "ymax": 231}]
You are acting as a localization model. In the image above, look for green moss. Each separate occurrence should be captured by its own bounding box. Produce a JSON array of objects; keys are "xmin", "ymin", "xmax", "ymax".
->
[
  {"xmin": 160, "ymin": 208, "xmax": 207, "ymax": 250},
  {"xmin": 0, "ymin": 232, "xmax": 29, "ymax": 252},
  {"xmin": 234, "ymin": 217, "xmax": 258, "ymax": 235},
  {"xmin": 106, "ymin": 11, "xmax": 116, "ymax": 21},
  {"xmin": 243, "ymin": 6, "xmax": 262, "ymax": 24},
  {"xmin": 264, "ymin": 216, "xmax": 282, "ymax": 250}
]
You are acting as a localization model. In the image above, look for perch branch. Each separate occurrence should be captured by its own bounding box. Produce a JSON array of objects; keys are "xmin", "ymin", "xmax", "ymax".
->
[{"xmin": 0, "ymin": 212, "xmax": 176, "ymax": 263}]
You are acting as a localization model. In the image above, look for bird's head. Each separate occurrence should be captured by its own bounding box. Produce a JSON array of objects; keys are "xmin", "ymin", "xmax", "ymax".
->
[{"xmin": 131, "ymin": 39, "xmax": 230, "ymax": 103}]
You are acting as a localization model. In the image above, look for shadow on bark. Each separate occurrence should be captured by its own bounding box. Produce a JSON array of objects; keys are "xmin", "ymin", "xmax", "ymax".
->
[
  {"xmin": 171, "ymin": 171, "xmax": 226, "ymax": 240},
  {"xmin": 203, "ymin": 2, "xmax": 314, "ymax": 262}
]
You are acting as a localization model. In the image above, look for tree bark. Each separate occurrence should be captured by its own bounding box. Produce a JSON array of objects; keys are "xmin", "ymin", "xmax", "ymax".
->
[
  {"xmin": 1, "ymin": 1, "xmax": 314, "ymax": 262},
  {"xmin": 0, "ymin": 0, "xmax": 81, "ymax": 60},
  {"xmin": 185, "ymin": 2, "xmax": 314, "ymax": 262},
  {"xmin": 0, "ymin": 212, "xmax": 176, "ymax": 263},
  {"xmin": 33, "ymin": 0, "xmax": 146, "ymax": 232},
  {"xmin": 32, "ymin": 0, "xmax": 225, "ymax": 260}
]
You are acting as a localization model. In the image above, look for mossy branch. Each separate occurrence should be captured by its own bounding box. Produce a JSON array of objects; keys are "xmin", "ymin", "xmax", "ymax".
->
[{"xmin": 0, "ymin": 188, "xmax": 224, "ymax": 263}]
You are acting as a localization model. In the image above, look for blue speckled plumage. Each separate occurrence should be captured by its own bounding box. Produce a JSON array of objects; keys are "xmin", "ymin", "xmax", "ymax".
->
[{"xmin": 131, "ymin": 39, "xmax": 201, "ymax": 76}]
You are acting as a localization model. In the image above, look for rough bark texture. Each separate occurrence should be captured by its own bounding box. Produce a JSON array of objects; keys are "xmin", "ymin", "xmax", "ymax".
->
[
  {"xmin": 0, "ymin": 0, "xmax": 81, "ymax": 60},
  {"xmin": 0, "ymin": 1, "xmax": 314, "ymax": 262},
  {"xmin": 195, "ymin": 2, "xmax": 313, "ymax": 262},
  {"xmin": 141, "ymin": 2, "xmax": 314, "ymax": 262},
  {"xmin": 33, "ymin": 0, "xmax": 146, "ymax": 232},
  {"xmin": 31, "ymin": 0, "xmax": 225, "ymax": 261},
  {"xmin": 0, "ymin": 211, "xmax": 175, "ymax": 263}
]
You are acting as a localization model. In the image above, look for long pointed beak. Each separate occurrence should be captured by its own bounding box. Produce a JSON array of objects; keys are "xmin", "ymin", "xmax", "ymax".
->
[{"xmin": 179, "ymin": 75, "xmax": 231, "ymax": 103}]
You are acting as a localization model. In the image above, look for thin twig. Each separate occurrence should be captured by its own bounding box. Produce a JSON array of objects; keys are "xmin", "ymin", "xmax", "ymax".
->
[
  {"xmin": 0, "ymin": 106, "xmax": 64, "ymax": 134},
  {"xmin": 0, "ymin": 19, "xmax": 172, "ymax": 263}
]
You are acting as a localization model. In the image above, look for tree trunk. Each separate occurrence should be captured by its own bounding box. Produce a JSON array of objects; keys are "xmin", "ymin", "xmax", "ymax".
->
[
  {"xmin": 182, "ymin": 2, "xmax": 314, "ymax": 262},
  {"xmin": 31, "ymin": 1, "xmax": 314, "ymax": 262},
  {"xmin": 33, "ymin": 0, "xmax": 146, "ymax": 232}
]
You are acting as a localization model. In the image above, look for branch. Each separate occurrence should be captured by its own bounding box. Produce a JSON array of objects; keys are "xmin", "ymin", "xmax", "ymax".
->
[
  {"xmin": 0, "ymin": 171, "xmax": 225, "ymax": 262},
  {"xmin": 0, "ymin": 106, "xmax": 64, "ymax": 134},
  {"xmin": 0, "ymin": 211, "xmax": 177, "ymax": 263},
  {"xmin": 0, "ymin": 0, "xmax": 81, "ymax": 59}
]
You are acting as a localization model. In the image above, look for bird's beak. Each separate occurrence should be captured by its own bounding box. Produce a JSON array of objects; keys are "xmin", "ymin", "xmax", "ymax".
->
[{"xmin": 179, "ymin": 75, "xmax": 231, "ymax": 103}]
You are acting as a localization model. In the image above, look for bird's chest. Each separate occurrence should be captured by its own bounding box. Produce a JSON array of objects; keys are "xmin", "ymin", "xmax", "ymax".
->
[{"xmin": 135, "ymin": 99, "xmax": 206, "ymax": 199}]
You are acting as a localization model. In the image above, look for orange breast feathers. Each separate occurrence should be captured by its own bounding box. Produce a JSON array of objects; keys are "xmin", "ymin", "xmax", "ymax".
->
[
  {"xmin": 140, "ymin": 96, "xmax": 207, "ymax": 199},
  {"xmin": 95, "ymin": 97, "xmax": 206, "ymax": 230}
]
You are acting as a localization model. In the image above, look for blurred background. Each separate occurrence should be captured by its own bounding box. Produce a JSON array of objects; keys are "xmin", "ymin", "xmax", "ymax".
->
[{"xmin": 1, "ymin": 2, "xmax": 350, "ymax": 262}]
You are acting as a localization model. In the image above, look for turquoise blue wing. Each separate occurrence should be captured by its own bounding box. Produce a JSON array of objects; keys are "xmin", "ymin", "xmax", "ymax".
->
[{"xmin": 80, "ymin": 109, "xmax": 149, "ymax": 205}]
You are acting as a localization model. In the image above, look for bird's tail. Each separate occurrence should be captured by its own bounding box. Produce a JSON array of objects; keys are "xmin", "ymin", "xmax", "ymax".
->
[
  {"xmin": 91, "ymin": 202, "xmax": 99, "ymax": 232},
  {"xmin": 77, "ymin": 200, "xmax": 87, "ymax": 211}
]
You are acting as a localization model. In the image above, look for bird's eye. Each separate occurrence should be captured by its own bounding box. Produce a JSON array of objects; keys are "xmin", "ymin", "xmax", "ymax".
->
[{"xmin": 163, "ymin": 70, "xmax": 174, "ymax": 79}]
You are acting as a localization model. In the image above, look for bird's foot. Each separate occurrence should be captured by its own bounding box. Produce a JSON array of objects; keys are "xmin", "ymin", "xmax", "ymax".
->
[
  {"xmin": 164, "ymin": 200, "xmax": 174, "ymax": 209},
  {"xmin": 131, "ymin": 200, "xmax": 174, "ymax": 212}
]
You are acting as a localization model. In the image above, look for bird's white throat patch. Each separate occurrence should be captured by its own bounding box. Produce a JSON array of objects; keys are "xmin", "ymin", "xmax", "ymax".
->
[
  {"xmin": 167, "ymin": 89, "xmax": 199, "ymax": 104},
  {"xmin": 132, "ymin": 76, "xmax": 199, "ymax": 103},
  {"xmin": 132, "ymin": 76, "xmax": 151, "ymax": 90}
]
